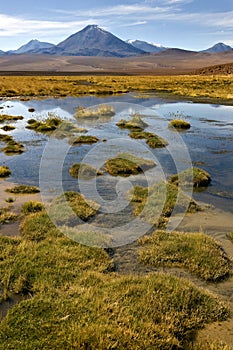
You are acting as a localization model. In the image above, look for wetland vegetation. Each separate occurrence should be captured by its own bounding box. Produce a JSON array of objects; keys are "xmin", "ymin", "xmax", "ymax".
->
[
  {"xmin": 0, "ymin": 166, "xmax": 11, "ymax": 178},
  {"xmin": 104, "ymin": 152, "xmax": 156, "ymax": 176},
  {"xmin": 69, "ymin": 163, "xmax": 103, "ymax": 179},
  {"xmin": 0, "ymin": 74, "xmax": 233, "ymax": 349},
  {"xmin": 0, "ymin": 75, "xmax": 232, "ymax": 102},
  {"xmin": 138, "ymin": 230, "xmax": 231, "ymax": 281}
]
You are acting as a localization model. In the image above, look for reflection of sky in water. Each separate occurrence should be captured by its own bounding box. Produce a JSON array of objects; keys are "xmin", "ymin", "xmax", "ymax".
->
[{"xmin": 0, "ymin": 93, "xmax": 233, "ymax": 213}]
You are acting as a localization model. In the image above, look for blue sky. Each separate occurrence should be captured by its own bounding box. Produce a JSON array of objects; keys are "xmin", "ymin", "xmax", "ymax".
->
[{"xmin": 0, "ymin": 0, "xmax": 232, "ymax": 51}]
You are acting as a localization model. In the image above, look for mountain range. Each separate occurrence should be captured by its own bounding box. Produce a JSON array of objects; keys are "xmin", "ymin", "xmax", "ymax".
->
[{"xmin": 1, "ymin": 25, "xmax": 232, "ymax": 57}]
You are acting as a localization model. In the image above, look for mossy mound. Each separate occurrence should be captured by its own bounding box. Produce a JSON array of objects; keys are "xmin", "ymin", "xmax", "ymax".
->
[
  {"xmin": 0, "ymin": 207, "xmax": 17, "ymax": 225},
  {"xmin": 0, "ymin": 114, "xmax": 23, "ymax": 122},
  {"xmin": 49, "ymin": 191, "xmax": 100, "ymax": 225},
  {"xmin": 169, "ymin": 167, "xmax": 211, "ymax": 188},
  {"xmin": 6, "ymin": 185, "xmax": 40, "ymax": 194},
  {"xmin": 2, "ymin": 140, "xmax": 25, "ymax": 155},
  {"xmin": 105, "ymin": 152, "xmax": 156, "ymax": 177},
  {"xmin": 1, "ymin": 125, "xmax": 15, "ymax": 131},
  {"xmin": 0, "ymin": 134, "xmax": 13, "ymax": 143},
  {"xmin": 69, "ymin": 163, "xmax": 103, "ymax": 180},
  {"xmin": 21, "ymin": 201, "xmax": 44, "ymax": 215},
  {"xmin": 117, "ymin": 113, "xmax": 148, "ymax": 130},
  {"xmin": 129, "ymin": 130, "xmax": 168, "ymax": 148},
  {"xmin": 71, "ymin": 135, "xmax": 100, "ymax": 145},
  {"xmin": 0, "ymin": 134, "xmax": 25, "ymax": 155},
  {"xmin": 26, "ymin": 117, "xmax": 62, "ymax": 133},
  {"xmin": 0, "ymin": 165, "xmax": 11, "ymax": 178},
  {"xmin": 130, "ymin": 182, "xmax": 201, "ymax": 227},
  {"xmin": 169, "ymin": 119, "xmax": 191, "ymax": 130},
  {"xmin": 75, "ymin": 104, "xmax": 115, "ymax": 118},
  {"xmin": 0, "ymin": 258, "xmax": 228, "ymax": 349},
  {"xmin": 139, "ymin": 230, "xmax": 231, "ymax": 281}
]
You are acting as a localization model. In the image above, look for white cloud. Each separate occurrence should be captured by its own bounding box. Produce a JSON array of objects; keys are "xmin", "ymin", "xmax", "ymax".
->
[
  {"xmin": 53, "ymin": 4, "xmax": 173, "ymax": 17},
  {"xmin": 119, "ymin": 21, "xmax": 147, "ymax": 27},
  {"xmin": 0, "ymin": 14, "xmax": 99, "ymax": 38}
]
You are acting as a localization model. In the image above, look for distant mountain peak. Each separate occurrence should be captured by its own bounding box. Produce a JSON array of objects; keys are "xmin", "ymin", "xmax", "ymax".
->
[
  {"xmin": 56, "ymin": 25, "xmax": 145, "ymax": 57},
  {"xmin": 201, "ymin": 42, "xmax": 232, "ymax": 53},
  {"xmin": 126, "ymin": 39, "xmax": 166, "ymax": 53},
  {"xmin": 10, "ymin": 39, "xmax": 55, "ymax": 54}
]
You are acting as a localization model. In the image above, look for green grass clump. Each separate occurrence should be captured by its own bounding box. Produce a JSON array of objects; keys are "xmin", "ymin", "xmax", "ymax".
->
[
  {"xmin": 2, "ymin": 140, "xmax": 24, "ymax": 155},
  {"xmin": 0, "ymin": 234, "xmax": 111, "ymax": 297},
  {"xmin": 130, "ymin": 182, "xmax": 200, "ymax": 227},
  {"xmin": 75, "ymin": 104, "xmax": 115, "ymax": 119},
  {"xmin": 0, "ymin": 267, "xmax": 228, "ymax": 349},
  {"xmin": 21, "ymin": 201, "xmax": 44, "ymax": 215},
  {"xmin": 5, "ymin": 197, "xmax": 15, "ymax": 203},
  {"xmin": 0, "ymin": 134, "xmax": 13, "ymax": 143},
  {"xmin": 0, "ymin": 165, "xmax": 11, "ymax": 178},
  {"xmin": 71, "ymin": 135, "xmax": 100, "ymax": 145},
  {"xmin": 105, "ymin": 152, "xmax": 156, "ymax": 177},
  {"xmin": 0, "ymin": 207, "xmax": 17, "ymax": 225},
  {"xmin": 6, "ymin": 184, "xmax": 40, "ymax": 194},
  {"xmin": 20, "ymin": 211, "xmax": 61, "ymax": 242},
  {"xmin": 117, "ymin": 113, "xmax": 148, "ymax": 130},
  {"xmin": 169, "ymin": 167, "xmax": 211, "ymax": 188},
  {"xmin": 1, "ymin": 125, "xmax": 15, "ymax": 131},
  {"xmin": 138, "ymin": 230, "xmax": 231, "ymax": 281},
  {"xmin": 0, "ymin": 134, "xmax": 25, "ymax": 155},
  {"xmin": 169, "ymin": 119, "xmax": 191, "ymax": 130},
  {"xmin": 26, "ymin": 116, "xmax": 62, "ymax": 133},
  {"xmin": 49, "ymin": 191, "xmax": 100, "ymax": 225},
  {"xmin": 129, "ymin": 130, "xmax": 168, "ymax": 148},
  {"xmin": 0, "ymin": 114, "xmax": 23, "ymax": 122},
  {"xmin": 69, "ymin": 163, "xmax": 103, "ymax": 180}
]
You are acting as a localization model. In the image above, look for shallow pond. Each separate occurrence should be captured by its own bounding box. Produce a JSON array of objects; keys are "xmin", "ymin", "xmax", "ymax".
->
[{"xmin": 0, "ymin": 93, "xmax": 233, "ymax": 245}]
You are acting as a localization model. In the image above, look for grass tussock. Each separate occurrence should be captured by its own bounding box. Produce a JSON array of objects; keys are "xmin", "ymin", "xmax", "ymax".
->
[
  {"xmin": 169, "ymin": 167, "xmax": 211, "ymax": 188},
  {"xmin": 0, "ymin": 134, "xmax": 25, "ymax": 155},
  {"xmin": 0, "ymin": 165, "xmax": 11, "ymax": 178},
  {"xmin": 0, "ymin": 114, "xmax": 23, "ymax": 122},
  {"xmin": 104, "ymin": 152, "xmax": 156, "ymax": 177},
  {"xmin": 2, "ymin": 141, "xmax": 24, "ymax": 155},
  {"xmin": 0, "ymin": 255, "xmax": 228, "ymax": 350},
  {"xmin": 69, "ymin": 163, "xmax": 103, "ymax": 180},
  {"xmin": 21, "ymin": 201, "xmax": 44, "ymax": 215},
  {"xmin": 117, "ymin": 113, "xmax": 148, "ymax": 130},
  {"xmin": 130, "ymin": 182, "xmax": 200, "ymax": 227},
  {"xmin": 129, "ymin": 130, "xmax": 168, "ymax": 148},
  {"xmin": 169, "ymin": 119, "xmax": 191, "ymax": 130},
  {"xmin": 6, "ymin": 184, "xmax": 40, "ymax": 194},
  {"xmin": 0, "ymin": 207, "xmax": 17, "ymax": 225},
  {"xmin": 26, "ymin": 116, "xmax": 62, "ymax": 133},
  {"xmin": 71, "ymin": 135, "xmax": 100, "ymax": 145},
  {"xmin": 138, "ymin": 230, "xmax": 231, "ymax": 281},
  {"xmin": 75, "ymin": 104, "xmax": 115, "ymax": 119},
  {"xmin": 1, "ymin": 125, "xmax": 15, "ymax": 131},
  {"xmin": 49, "ymin": 191, "xmax": 100, "ymax": 225}
]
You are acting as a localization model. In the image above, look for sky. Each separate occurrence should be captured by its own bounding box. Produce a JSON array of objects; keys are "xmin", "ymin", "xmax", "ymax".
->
[{"xmin": 0, "ymin": 0, "xmax": 232, "ymax": 51}]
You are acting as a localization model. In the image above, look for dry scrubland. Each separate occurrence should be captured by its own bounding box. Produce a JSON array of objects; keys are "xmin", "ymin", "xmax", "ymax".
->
[
  {"xmin": 0, "ymin": 74, "xmax": 233, "ymax": 349},
  {"xmin": 0, "ymin": 75, "xmax": 232, "ymax": 102}
]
